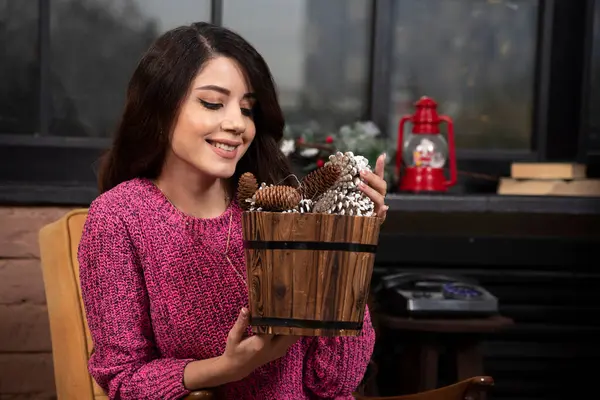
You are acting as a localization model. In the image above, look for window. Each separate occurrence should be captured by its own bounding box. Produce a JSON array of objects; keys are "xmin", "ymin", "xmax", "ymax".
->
[
  {"xmin": 578, "ymin": 0, "xmax": 599, "ymax": 160},
  {"xmin": 222, "ymin": 0, "xmax": 373, "ymax": 131},
  {"xmin": 589, "ymin": 0, "xmax": 600, "ymax": 132},
  {"xmin": 388, "ymin": 0, "xmax": 538, "ymax": 150},
  {"xmin": 0, "ymin": 0, "xmax": 594, "ymax": 204},
  {"xmin": 0, "ymin": 1, "xmax": 39, "ymax": 134},
  {"xmin": 0, "ymin": 0, "xmax": 213, "ymax": 203},
  {"xmin": 49, "ymin": 0, "xmax": 211, "ymax": 137}
]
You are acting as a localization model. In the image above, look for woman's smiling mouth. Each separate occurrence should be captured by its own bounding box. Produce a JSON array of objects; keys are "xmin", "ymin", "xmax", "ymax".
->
[{"xmin": 206, "ymin": 139, "xmax": 241, "ymax": 159}]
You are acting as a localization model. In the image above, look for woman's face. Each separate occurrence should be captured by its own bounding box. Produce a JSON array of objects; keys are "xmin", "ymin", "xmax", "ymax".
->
[{"xmin": 168, "ymin": 56, "xmax": 256, "ymax": 180}]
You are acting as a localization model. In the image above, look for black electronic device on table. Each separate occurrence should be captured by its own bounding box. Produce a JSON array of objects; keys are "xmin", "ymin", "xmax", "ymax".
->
[{"xmin": 375, "ymin": 272, "xmax": 499, "ymax": 318}]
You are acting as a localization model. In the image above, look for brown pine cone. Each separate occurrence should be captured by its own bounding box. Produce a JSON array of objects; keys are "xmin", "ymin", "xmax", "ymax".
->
[
  {"xmin": 298, "ymin": 164, "xmax": 341, "ymax": 200},
  {"xmin": 237, "ymin": 172, "xmax": 258, "ymax": 210},
  {"xmin": 254, "ymin": 185, "xmax": 301, "ymax": 211}
]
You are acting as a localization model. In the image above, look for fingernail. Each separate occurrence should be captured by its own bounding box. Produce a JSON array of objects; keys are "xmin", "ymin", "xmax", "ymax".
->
[
  {"xmin": 382, "ymin": 153, "xmax": 386, "ymax": 160},
  {"xmin": 241, "ymin": 308, "xmax": 248, "ymax": 317},
  {"xmin": 360, "ymin": 170, "xmax": 367, "ymax": 176}
]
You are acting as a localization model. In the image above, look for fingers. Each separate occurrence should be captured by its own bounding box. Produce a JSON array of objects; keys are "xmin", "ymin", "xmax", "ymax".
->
[
  {"xmin": 255, "ymin": 334, "xmax": 275, "ymax": 342},
  {"xmin": 359, "ymin": 178, "xmax": 386, "ymax": 213},
  {"xmin": 228, "ymin": 308, "xmax": 250, "ymax": 344},
  {"xmin": 248, "ymin": 334, "xmax": 300, "ymax": 364},
  {"xmin": 360, "ymin": 170, "xmax": 387, "ymax": 196},
  {"xmin": 378, "ymin": 205, "xmax": 389, "ymax": 220},
  {"xmin": 358, "ymin": 180, "xmax": 388, "ymax": 219},
  {"xmin": 358, "ymin": 153, "xmax": 388, "ymax": 220},
  {"xmin": 275, "ymin": 335, "xmax": 301, "ymax": 348},
  {"xmin": 375, "ymin": 153, "xmax": 386, "ymax": 179},
  {"xmin": 270, "ymin": 335, "xmax": 301, "ymax": 359},
  {"xmin": 359, "ymin": 154, "xmax": 387, "ymax": 196}
]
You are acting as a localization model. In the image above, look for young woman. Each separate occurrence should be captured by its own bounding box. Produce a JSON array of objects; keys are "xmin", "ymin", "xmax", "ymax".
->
[{"xmin": 78, "ymin": 22, "xmax": 389, "ymax": 400}]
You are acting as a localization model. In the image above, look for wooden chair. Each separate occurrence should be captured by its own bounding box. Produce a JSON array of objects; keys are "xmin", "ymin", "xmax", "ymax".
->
[
  {"xmin": 38, "ymin": 208, "xmax": 492, "ymax": 400},
  {"xmin": 353, "ymin": 376, "xmax": 493, "ymax": 400},
  {"xmin": 39, "ymin": 208, "xmax": 214, "ymax": 400}
]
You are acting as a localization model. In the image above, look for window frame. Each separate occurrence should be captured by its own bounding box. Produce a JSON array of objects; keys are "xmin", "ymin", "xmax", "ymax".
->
[
  {"xmin": 370, "ymin": 0, "xmax": 591, "ymax": 183},
  {"xmin": 0, "ymin": 0, "xmax": 594, "ymax": 205},
  {"xmin": 579, "ymin": 0, "xmax": 600, "ymax": 165}
]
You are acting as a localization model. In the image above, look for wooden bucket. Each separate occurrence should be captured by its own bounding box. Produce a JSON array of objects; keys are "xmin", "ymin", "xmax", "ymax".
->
[{"xmin": 242, "ymin": 211, "xmax": 381, "ymax": 337}]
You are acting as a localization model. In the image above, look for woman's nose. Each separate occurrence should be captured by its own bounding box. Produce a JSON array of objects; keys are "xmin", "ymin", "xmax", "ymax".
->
[{"xmin": 221, "ymin": 108, "xmax": 246, "ymax": 134}]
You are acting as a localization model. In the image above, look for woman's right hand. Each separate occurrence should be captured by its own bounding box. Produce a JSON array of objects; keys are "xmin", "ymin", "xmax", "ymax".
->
[
  {"xmin": 183, "ymin": 308, "xmax": 300, "ymax": 390},
  {"xmin": 222, "ymin": 308, "xmax": 300, "ymax": 380}
]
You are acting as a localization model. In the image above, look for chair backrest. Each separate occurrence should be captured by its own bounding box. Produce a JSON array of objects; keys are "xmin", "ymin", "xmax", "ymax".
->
[
  {"xmin": 353, "ymin": 376, "xmax": 494, "ymax": 400},
  {"xmin": 39, "ymin": 209, "xmax": 214, "ymax": 400},
  {"xmin": 39, "ymin": 209, "xmax": 106, "ymax": 400}
]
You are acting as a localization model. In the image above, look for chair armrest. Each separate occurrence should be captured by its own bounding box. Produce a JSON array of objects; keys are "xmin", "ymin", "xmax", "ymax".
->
[
  {"xmin": 463, "ymin": 376, "xmax": 494, "ymax": 400},
  {"xmin": 184, "ymin": 389, "xmax": 216, "ymax": 399},
  {"xmin": 353, "ymin": 376, "xmax": 493, "ymax": 400}
]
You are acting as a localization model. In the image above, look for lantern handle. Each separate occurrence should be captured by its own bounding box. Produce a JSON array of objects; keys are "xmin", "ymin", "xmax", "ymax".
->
[
  {"xmin": 395, "ymin": 116, "xmax": 412, "ymax": 180},
  {"xmin": 439, "ymin": 115, "xmax": 457, "ymax": 187}
]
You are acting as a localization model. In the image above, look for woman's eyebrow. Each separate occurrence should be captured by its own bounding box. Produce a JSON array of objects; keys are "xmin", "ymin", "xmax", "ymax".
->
[{"xmin": 195, "ymin": 85, "xmax": 255, "ymax": 99}]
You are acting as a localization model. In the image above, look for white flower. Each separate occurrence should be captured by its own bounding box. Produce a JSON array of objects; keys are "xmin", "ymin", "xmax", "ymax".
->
[
  {"xmin": 357, "ymin": 121, "xmax": 380, "ymax": 137},
  {"xmin": 339, "ymin": 125, "xmax": 352, "ymax": 136},
  {"xmin": 300, "ymin": 148, "xmax": 319, "ymax": 158},
  {"xmin": 280, "ymin": 139, "xmax": 295, "ymax": 156}
]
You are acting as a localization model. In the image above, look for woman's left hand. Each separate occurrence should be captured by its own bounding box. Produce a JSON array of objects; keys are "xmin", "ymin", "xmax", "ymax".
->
[{"xmin": 358, "ymin": 153, "xmax": 389, "ymax": 222}]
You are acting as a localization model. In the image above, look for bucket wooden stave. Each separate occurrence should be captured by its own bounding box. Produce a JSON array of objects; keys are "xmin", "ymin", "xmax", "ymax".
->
[{"xmin": 242, "ymin": 211, "xmax": 381, "ymax": 337}]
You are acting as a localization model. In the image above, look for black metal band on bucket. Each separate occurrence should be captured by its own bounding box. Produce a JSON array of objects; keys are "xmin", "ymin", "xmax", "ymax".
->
[
  {"xmin": 243, "ymin": 240, "xmax": 378, "ymax": 254},
  {"xmin": 250, "ymin": 317, "xmax": 363, "ymax": 331}
]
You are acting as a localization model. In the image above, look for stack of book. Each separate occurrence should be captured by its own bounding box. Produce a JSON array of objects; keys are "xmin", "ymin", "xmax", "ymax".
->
[{"xmin": 497, "ymin": 163, "xmax": 600, "ymax": 196}]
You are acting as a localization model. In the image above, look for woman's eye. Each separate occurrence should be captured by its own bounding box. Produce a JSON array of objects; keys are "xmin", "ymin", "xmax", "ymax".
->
[
  {"xmin": 199, "ymin": 99, "xmax": 222, "ymax": 110},
  {"xmin": 200, "ymin": 99, "xmax": 252, "ymax": 117}
]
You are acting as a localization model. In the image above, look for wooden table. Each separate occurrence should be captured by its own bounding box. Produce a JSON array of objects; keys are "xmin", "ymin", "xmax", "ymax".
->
[{"xmin": 376, "ymin": 313, "xmax": 514, "ymax": 394}]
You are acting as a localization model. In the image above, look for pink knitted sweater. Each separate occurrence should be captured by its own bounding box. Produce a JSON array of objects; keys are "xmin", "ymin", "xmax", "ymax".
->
[{"xmin": 78, "ymin": 178, "xmax": 376, "ymax": 400}]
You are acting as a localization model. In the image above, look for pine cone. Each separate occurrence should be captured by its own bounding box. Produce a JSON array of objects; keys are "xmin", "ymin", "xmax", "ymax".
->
[
  {"xmin": 324, "ymin": 151, "xmax": 371, "ymax": 190},
  {"xmin": 298, "ymin": 164, "xmax": 341, "ymax": 200},
  {"xmin": 312, "ymin": 151, "xmax": 376, "ymax": 217},
  {"xmin": 313, "ymin": 188, "xmax": 375, "ymax": 216},
  {"xmin": 298, "ymin": 198, "xmax": 314, "ymax": 213},
  {"xmin": 254, "ymin": 185, "xmax": 301, "ymax": 211},
  {"xmin": 237, "ymin": 172, "xmax": 258, "ymax": 210}
]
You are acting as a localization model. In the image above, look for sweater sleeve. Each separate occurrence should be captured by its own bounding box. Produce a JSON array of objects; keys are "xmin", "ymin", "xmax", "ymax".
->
[
  {"xmin": 77, "ymin": 205, "xmax": 193, "ymax": 400},
  {"xmin": 303, "ymin": 306, "xmax": 376, "ymax": 399}
]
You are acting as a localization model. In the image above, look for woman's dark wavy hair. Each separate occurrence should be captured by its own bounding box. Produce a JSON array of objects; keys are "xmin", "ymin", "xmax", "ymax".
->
[{"xmin": 98, "ymin": 22, "xmax": 293, "ymax": 194}]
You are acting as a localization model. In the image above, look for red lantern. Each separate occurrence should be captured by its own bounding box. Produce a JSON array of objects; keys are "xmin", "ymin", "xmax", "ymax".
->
[{"xmin": 395, "ymin": 96, "xmax": 457, "ymax": 192}]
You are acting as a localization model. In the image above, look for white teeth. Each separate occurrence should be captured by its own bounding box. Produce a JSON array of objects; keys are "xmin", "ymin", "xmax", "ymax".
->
[{"xmin": 211, "ymin": 142, "xmax": 237, "ymax": 152}]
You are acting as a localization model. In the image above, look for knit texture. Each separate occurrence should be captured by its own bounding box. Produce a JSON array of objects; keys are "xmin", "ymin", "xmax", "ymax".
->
[{"xmin": 78, "ymin": 178, "xmax": 376, "ymax": 400}]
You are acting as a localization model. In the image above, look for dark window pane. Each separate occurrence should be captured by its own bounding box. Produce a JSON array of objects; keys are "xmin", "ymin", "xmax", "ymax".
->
[
  {"xmin": 223, "ymin": 0, "xmax": 372, "ymax": 131},
  {"xmin": 389, "ymin": 0, "xmax": 538, "ymax": 150},
  {"xmin": 49, "ymin": 0, "xmax": 211, "ymax": 137},
  {"xmin": 0, "ymin": 0, "xmax": 39, "ymax": 134},
  {"xmin": 589, "ymin": 0, "xmax": 600, "ymax": 130}
]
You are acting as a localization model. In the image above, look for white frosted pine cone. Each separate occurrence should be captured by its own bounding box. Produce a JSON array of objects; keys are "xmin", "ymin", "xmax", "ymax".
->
[
  {"xmin": 313, "ymin": 188, "xmax": 337, "ymax": 213},
  {"xmin": 298, "ymin": 198, "xmax": 314, "ymax": 213},
  {"xmin": 325, "ymin": 151, "xmax": 371, "ymax": 190},
  {"xmin": 314, "ymin": 151, "xmax": 375, "ymax": 216},
  {"xmin": 282, "ymin": 198, "xmax": 313, "ymax": 213},
  {"xmin": 314, "ymin": 188, "xmax": 374, "ymax": 216}
]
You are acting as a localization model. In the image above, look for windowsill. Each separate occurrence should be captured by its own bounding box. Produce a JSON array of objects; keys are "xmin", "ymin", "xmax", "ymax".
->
[
  {"xmin": 1, "ymin": 182, "xmax": 599, "ymax": 216},
  {"xmin": 0, "ymin": 183, "xmax": 98, "ymax": 206},
  {"xmin": 386, "ymin": 193, "xmax": 600, "ymax": 215}
]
